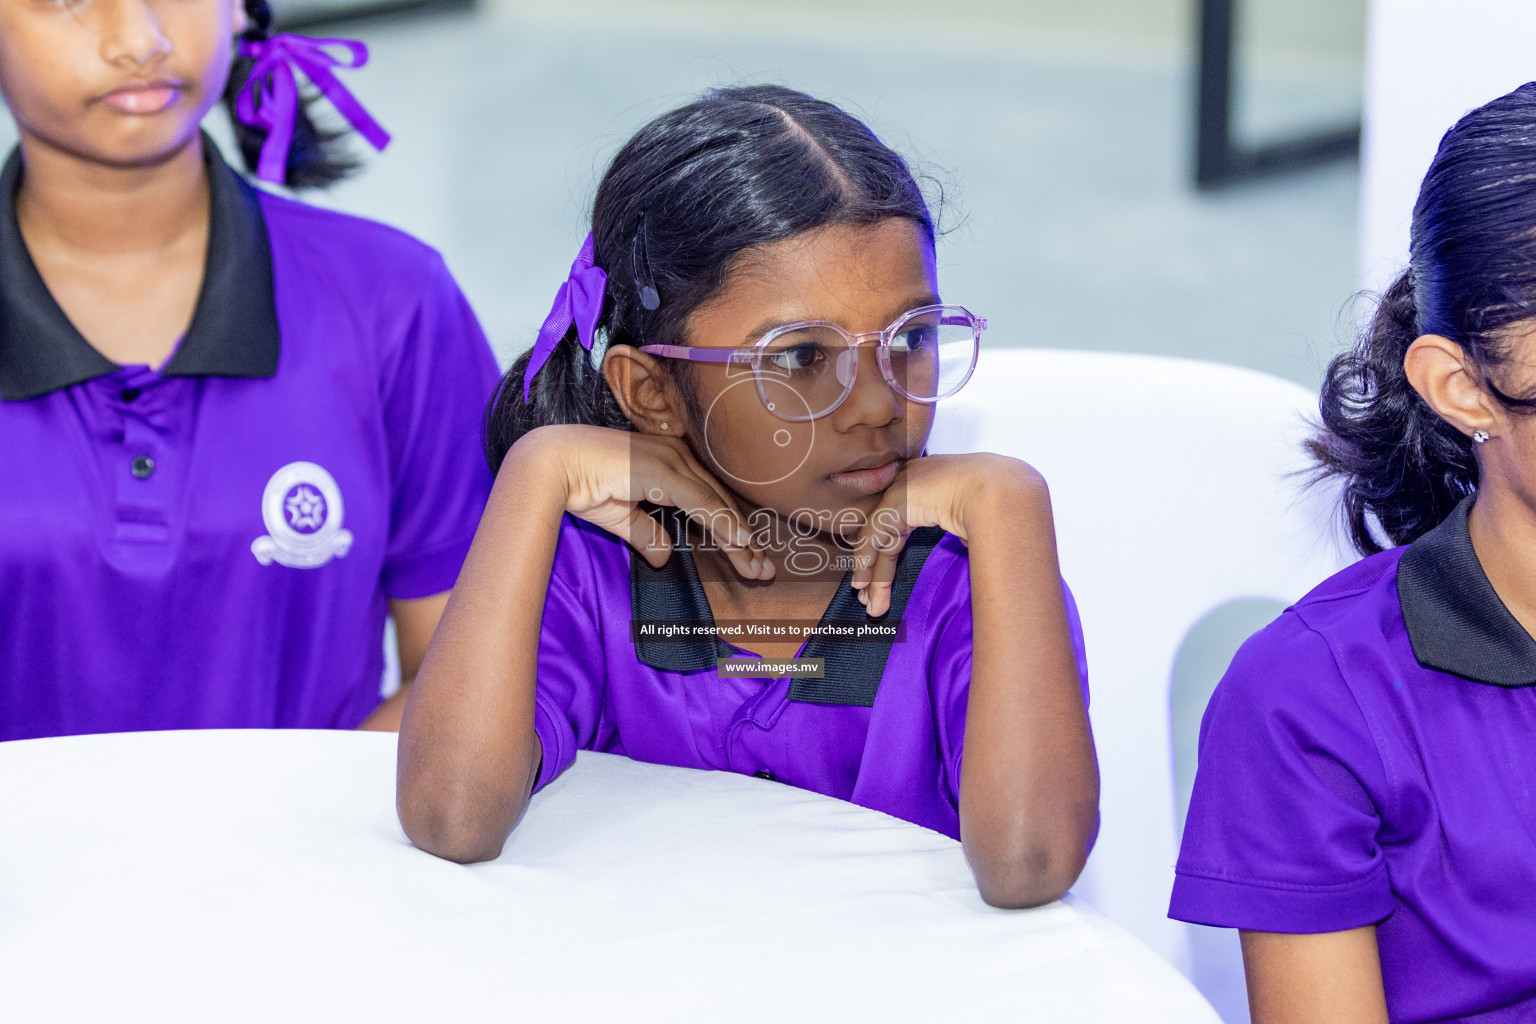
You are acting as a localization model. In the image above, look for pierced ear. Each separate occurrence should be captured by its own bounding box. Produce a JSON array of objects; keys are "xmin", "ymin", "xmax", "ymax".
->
[
  {"xmin": 603, "ymin": 346, "xmax": 686, "ymax": 437},
  {"xmin": 1404, "ymin": 334, "xmax": 1500, "ymax": 440}
]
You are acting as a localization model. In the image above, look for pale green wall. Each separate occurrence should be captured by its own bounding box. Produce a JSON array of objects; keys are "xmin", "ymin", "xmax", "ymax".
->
[{"xmin": 494, "ymin": 0, "xmax": 1365, "ymax": 66}]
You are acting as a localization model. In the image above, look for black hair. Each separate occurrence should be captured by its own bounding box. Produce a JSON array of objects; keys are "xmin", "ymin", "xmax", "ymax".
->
[
  {"xmin": 221, "ymin": 0, "xmax": 358, "ymax": 189},
  {"xmin": 484, "ymin": 84, "xmax": 937, "ymax": 473},
  {"xmin": 1310, "ymin": 81, "xmax": 1536, "ymax": 555}
]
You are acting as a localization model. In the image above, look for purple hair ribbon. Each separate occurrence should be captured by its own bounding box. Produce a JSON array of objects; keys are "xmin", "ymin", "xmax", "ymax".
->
[
  {"xmin": 523, "ymin": 234, "xmax": 608, "ymax": 400},
  {"xmin": 234, "ymin": 35, "xmax": 392, "ymax": 184}
]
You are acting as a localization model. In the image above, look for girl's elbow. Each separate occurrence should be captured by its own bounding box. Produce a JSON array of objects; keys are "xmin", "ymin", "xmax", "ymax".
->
[
  {"xmin": 409, "ymin": 824, "xmax": 507, "ymax": 865},
  {"xmin": 972, "ymin": 850, "xmax": 1082, "ymax": 910},
  {"xmin": 965, "ymin": 820, "xmax": 1093, "ymax": 909},
  {"xmin": 397, "ymin": 792, "xmax": 516, "ymax": 865}
]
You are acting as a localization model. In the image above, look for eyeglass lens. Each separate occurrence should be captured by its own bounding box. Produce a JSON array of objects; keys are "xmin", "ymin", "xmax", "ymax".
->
[
  {"xmin": 888, "ymin": 309, "xmax": 977, "ymax": 403},
  {"xmin": 754, "ymin": 311, "xmax": 977, "ymax": 420}
]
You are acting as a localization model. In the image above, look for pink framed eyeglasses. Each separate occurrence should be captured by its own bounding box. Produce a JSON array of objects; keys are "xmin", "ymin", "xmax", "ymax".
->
[{"xmin": 638, "ymin": 304, "xmax": 985, "ymax": 422}]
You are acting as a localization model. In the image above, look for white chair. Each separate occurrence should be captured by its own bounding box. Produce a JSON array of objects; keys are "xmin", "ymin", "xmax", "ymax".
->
[{"xmin": 927, "ymin": 348, "xmax": 1350, "ymax": 976}]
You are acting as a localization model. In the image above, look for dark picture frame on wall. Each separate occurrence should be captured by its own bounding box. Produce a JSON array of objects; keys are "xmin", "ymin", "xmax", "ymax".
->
[
  {"xmin": 274, "ymin": 0, "xmax": 473, "ymax": 33},
  {"xmin": 1194, "ymin": 0, "xmax": 1362, "ymax": 188}
]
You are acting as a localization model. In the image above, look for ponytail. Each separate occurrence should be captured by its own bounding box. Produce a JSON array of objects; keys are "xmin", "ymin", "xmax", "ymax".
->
[
  {"xmin": 484, "ymin": 337, "xmax": 631, "ymax": 474},
  {"xmin": 222, "ymin": 0, "xmax": 358, "ymax": 190},
  {"xmin": 1308, "ymin": 269, "xmax": 1478, "ymax": 554},
  {"xmin": 1309, "ymin": 80, "xmax": 1536, "ymax": 555}
]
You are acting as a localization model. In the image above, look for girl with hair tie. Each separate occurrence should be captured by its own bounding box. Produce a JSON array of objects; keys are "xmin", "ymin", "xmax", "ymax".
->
[
  {"xmin": 1172, "ymin": 82, "xmax": 1536, "ymax": 1022},
  {"xmin": 0, "ymin": 0, "xmax": 499, "ymax": 736},
  {"xmin": 397, "ymin": 85, "xmax": 1100, "ymax": 909}
]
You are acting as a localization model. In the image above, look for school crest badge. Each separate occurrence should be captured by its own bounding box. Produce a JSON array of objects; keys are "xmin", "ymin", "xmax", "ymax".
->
[{"xmin": 251, "ymin": 461, "xmax": 354, "ymax": 569}]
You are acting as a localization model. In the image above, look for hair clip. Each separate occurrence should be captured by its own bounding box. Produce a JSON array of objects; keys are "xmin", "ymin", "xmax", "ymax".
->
[{"xmin": 633, "ymin": 211, "xmax": 661, "ymax": 311}]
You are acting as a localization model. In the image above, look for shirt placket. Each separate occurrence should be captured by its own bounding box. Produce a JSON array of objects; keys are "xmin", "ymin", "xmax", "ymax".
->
[
  {"xmin": 103, "ymin": 375, "xmax": 180, "ymax": 546},
  {"xmin": 723, "ymin": 673, "xmax": 792, "ymax": 779}
]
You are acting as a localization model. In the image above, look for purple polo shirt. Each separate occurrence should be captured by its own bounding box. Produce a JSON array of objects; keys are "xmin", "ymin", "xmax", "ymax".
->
[
  {"xmin": 530, "ymin": 510, "xmax": 1090, "ymax": 839},
  {"xmin": 0, "ymin": 139, "xmax": 499, "ymax": 739},
  {"xmin": 1171, "ymin": 497, "xmax": 1536, "ymax": 1022}
]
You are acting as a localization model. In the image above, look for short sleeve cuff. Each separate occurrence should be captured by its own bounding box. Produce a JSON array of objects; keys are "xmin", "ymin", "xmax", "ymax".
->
[
  {"xmin": 382, "ymin": 534, "xmax": 475, "ymax": 600},
  {"xmin": 1169, "ymin": 866, "xmax": 1393, "ymax": 934},
  {"xmin": 531, "ymin": 693, "xmax": 576, "ymax": 794}
]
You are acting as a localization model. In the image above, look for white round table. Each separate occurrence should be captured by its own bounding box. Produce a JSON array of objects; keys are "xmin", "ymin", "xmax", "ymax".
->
[{"xmin": 0, "ymin": 731, "xmax": 1218, "ymax": 1022}]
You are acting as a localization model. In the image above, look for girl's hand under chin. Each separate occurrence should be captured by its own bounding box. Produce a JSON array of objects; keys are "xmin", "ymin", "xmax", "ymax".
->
[
  {"xmin": 512, "ymin": 422, "xmax": 774, "ymax": 582},
  {"xmin": 848, "ymin": 453, "xmax": 1050, "ymax": 616}
]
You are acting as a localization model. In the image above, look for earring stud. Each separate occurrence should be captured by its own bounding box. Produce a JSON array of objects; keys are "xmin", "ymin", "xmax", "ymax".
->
[
  {"xmin": 1473, "ymin": 429, "xmax": 1491, "ymax": 444},
  {"xmin": 660, "ymin": 422, "xmax": 669, "ymax": 432}
]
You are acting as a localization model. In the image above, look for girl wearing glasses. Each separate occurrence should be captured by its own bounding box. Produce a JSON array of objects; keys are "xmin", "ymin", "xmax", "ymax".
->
[{"xmin": 397, "ymin": 85, "xmax": 1099, "ymax": 908}]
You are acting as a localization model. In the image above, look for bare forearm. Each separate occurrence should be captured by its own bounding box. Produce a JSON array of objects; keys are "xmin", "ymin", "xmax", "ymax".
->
[
  {"xmin": 396, "ymin": 440, "xmax": 567, "ymax": 862},
  {"xmin": 359, "ymin": 683, "xmax": 410, "ymax": 732},
  {"xmin": 366, "ymin": 593, "xmax": 452, "ymax": 733},
  {"xmin": 958, "ymin": 468, "xmax": 1099, "ymax": 908}
]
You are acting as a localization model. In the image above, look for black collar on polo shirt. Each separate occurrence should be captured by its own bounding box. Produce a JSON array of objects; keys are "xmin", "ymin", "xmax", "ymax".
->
[
  {"xmin": 631, "ymin": 506, "xmax": 946, "ymax": 707},
  {"xmin": 0, "ymin": 134, "xmax": 279, "ymax": 402},
  {"xmin": 1398, "ymin": 495, "xmax": 1536, "ymax": 687}
]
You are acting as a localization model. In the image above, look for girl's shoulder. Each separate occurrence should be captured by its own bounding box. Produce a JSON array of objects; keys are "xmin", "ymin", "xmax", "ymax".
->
[
  {"xmin": 248, "ymin": 188, "xmax": 492, "ymax": 373},
  {"xmin": 1210, "ymin": 547, "xmax": 1408, "ymax": 728},
  {"xmin": 1255, "ymin": 545, "xmax": 1406, "ymax": 655},
  {"xmin": 1293, "ymin": 544, "xmax": 1406, "ymax": 612},
  {"xmin": 254, "ymin": 189, "xmax": 453, "ymax": 289}
]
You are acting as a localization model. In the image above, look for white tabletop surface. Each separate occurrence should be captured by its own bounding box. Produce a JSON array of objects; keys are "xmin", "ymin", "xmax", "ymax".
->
[{"xmin": 0, "ymin": 730, "xmax": 1218, "ymax": 1022}]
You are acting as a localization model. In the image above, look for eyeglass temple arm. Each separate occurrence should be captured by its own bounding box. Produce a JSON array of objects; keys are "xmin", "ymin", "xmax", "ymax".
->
[
  {"xmin": 636, "ymin": 345, "xmax": 753, "ymax": 364},
  {"xmin": 935, "ymin": 314, "xmax": 987, "ymax": 331},
  {"xmin": 638, "ymin": 312, "xmax": 987, "ymax": 362}
]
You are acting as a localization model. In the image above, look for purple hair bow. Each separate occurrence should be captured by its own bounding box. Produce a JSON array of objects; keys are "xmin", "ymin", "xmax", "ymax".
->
[
  {"xmin": 234, "ymin": 34, "xmax": 391, "ymax": 184},
  {"xmin": 523, "ymin": 234, "xmax": 609, "ymax": 400}
]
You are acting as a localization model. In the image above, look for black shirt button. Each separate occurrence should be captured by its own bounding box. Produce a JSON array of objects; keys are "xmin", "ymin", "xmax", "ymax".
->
[
  {"xmin": 754, "ymin": 769, "xmax": 777, "ymax": 781},
  {"xmin": 119, "ymin": 388, "xmax": 141, "ymax": 402},
  {"xmin": 131, "ymin": 455, "xmax": 155, "ymax": 479}
]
